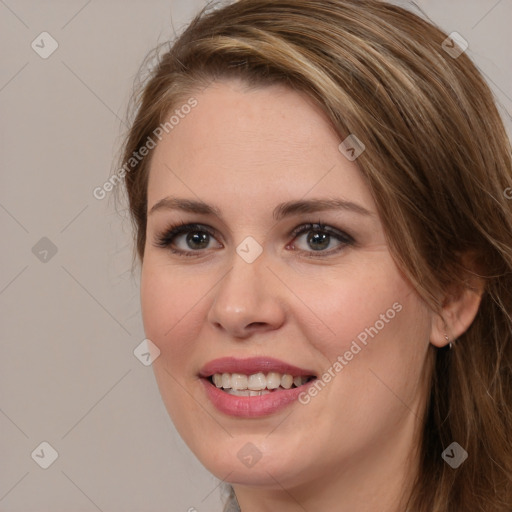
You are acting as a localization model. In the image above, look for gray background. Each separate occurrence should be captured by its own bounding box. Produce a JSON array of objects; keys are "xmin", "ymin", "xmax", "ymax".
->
[{"xmin": 1, "ymin": 1, "xmax": 511, "ymax": 511}]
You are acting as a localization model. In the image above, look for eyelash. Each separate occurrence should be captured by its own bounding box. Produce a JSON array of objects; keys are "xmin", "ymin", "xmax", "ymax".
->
[{"xmin": 153, "ymin": 221, "xmax": 355, "ymax": 258}]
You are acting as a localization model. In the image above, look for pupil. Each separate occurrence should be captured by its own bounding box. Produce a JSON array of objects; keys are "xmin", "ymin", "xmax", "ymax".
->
[
  {"xmin": 308, "ymin": 232, "xmax": 329, "ymax": 251},
  {"xmin": 187, "ymin": 231, "xmax": 209, "ymax": 249}
]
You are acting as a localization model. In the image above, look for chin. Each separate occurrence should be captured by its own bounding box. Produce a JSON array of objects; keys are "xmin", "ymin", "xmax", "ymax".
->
[{"xmin": 190, "ymin": 432, "xmax": 316, "ymax": 490}]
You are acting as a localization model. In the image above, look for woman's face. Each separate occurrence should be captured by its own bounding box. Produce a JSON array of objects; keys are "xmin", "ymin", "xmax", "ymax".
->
[{"xmin": 141, "ymin": 79, "xmax": 433, "ymax": 492}]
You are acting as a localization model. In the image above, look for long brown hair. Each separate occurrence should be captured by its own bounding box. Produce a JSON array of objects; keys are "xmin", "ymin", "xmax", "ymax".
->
[{"xmin": 117, "ymin": 1, "xmax": 512, "ymax": 510}]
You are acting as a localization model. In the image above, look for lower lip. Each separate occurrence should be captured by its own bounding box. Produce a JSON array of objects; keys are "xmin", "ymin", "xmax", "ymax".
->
[{"xmin": 200, "ymin": 377, "xmax": 317, "ymax": 418}]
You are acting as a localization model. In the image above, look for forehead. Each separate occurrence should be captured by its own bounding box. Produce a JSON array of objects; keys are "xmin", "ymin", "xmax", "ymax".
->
[{"xmin": 146, "ymin": 79, "xmax": 374, "ymax": 215}]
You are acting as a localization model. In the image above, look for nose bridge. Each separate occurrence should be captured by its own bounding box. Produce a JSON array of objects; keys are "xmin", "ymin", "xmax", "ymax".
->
[{"xmin": 207, "ymin": 243, "xmax": 285, "ymax": 336}]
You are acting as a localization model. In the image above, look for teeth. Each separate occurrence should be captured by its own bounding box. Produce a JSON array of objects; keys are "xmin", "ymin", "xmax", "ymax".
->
[
  {"xmin": 210, "ymin": 372, "xmax": 312, "ymax": 391},
  {"xmin": 281, "ymin": 374, "xmax": 293, "ymax": 389},
  {"xmin": 266, "ymin": 372, "xmax": 281, "ymax": 389},
  {"xmin": 231, "ymin": 373, "xmax": 248, "ymax": 390},
  {"xmin": 226, "ymin": 389, "xmax": 271, "ymax": 396},
  {"xmin": 221, "ymin": 373, "xmax": 231, "ymax": 389},
  {"xmin": 248, "ymin": 373, "xmax": 267, "ymax": 390},
  {"xmin": 250, "ymin": 390, "xmax": 267, "ymax": 397}
]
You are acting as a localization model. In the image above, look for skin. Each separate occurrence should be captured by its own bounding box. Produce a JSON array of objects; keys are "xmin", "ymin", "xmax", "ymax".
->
[{"xmin": 140, "ymin": 79, "xmax": 482, "ymax": 512}]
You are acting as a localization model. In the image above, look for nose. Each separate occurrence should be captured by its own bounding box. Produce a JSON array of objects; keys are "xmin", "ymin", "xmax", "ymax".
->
[{"xmin": 207, "ymin": 249, "xmax": 286, "ymax": 339}]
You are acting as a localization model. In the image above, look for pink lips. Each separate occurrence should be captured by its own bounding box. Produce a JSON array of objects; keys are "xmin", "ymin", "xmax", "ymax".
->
[
  {"xmin": 198, "ymin": 357, "xmax": 317, "ymax": 418},
  {"xmin": 199, "ymin": 356, "xmax": 316, "ymax": 378}
]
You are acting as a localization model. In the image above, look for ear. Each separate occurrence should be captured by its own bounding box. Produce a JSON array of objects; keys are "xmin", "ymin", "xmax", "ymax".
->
[{"xmin": 430, "ymin": 253, "xmax": 486, "ymax": 348}]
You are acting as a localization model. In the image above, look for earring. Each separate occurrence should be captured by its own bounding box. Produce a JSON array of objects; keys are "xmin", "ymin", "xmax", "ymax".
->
[{"xmin": 444, "ymin": 333, "xmax": 453, "ymax": 350}]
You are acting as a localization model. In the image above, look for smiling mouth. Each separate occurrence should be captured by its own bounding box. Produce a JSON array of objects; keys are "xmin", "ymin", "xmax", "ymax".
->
[{"xmin": 207, "ymin": 372, "xmax": 317, "ymax": 396}]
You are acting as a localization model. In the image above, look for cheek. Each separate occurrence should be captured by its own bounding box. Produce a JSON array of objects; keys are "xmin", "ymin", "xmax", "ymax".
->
[
  {"xmin": 288, "ymin": 254, "xmax": 424, "ymax": 357},
  {"xmin": 290, "ymin": 257, "xmax": 432, "ymax": 434},
  {"xmin": 140, "ymin": 259, "xmax": 197, "ymax": 361},
  {"xmin": 140, "ymin": 255, "xmax": 227, "ymax": 396},
  {"xmin": 140, "ymin": 259, "xmax": 210, "ymax": 438}
]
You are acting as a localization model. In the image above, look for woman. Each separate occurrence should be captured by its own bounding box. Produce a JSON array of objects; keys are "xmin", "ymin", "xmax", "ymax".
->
[{"xmin": 117, "ymin": 0, "xmax": 512, "ymax": 510}]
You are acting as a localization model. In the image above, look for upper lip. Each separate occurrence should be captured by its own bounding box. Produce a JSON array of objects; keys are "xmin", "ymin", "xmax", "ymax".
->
[{"xmin": 199, "ymin": 357, "xmax": 317, "ymax": 378}]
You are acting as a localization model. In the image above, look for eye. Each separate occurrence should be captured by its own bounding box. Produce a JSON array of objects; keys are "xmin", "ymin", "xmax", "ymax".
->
[
  {"xmin": 287, "ymin": 222, "xmax": 354, "ymax": 257},
  {"xmin": 153, "ymin": 221, "xmax": 355, "ymax": 258},
  {"xmin": 153, "ymin": 222, "xmax": 222, "ymax": 257}
]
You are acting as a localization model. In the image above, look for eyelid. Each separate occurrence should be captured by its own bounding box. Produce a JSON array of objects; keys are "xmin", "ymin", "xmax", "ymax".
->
[
  {"xmin": 289, "ymin": 222, "xmax": 354, "ymax": 244},
  {"xmin": 153, "ymin": 222, "xmax": 221, "ymax": 250}
]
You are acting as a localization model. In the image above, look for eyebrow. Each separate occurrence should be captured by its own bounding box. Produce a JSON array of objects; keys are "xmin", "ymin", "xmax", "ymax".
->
[{"xmin": 148, "ymin": 196, "xmax": 373, "ymax": 221}]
